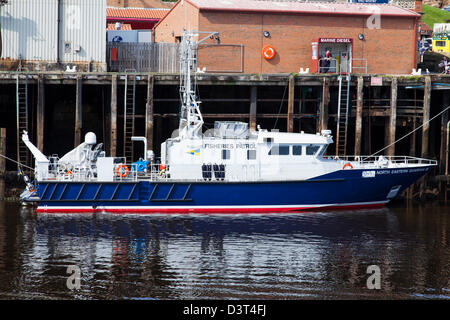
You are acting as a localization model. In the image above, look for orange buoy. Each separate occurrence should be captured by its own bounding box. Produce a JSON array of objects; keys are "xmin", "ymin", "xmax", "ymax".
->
[
  {"xmin": 262, "ymin": 45, "xmax": 276, "ymax": 60},
  {"xmin": 116, "ymin": 164, "xmax": 129, "ymax": 177},
  {"xmin": 342, "ymin": 163, "xmax": 353, "ymax": 170}
]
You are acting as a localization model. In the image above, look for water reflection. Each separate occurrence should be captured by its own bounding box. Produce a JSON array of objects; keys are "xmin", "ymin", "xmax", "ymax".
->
[{"xmin": 0, "ymin": 202, "xmax": 448, "ymax": 299}]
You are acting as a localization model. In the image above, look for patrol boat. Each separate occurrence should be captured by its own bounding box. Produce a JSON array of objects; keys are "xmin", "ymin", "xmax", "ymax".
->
[{"xmin": 20, "ymin": 31, "xmax": 437, "ymax": 214}]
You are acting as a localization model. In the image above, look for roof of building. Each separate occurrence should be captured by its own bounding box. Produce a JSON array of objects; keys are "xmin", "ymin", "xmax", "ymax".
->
[
  {"xmin": 107, "ymin": 7, "xmax": 169, "ymax": 20},
  {"xmin": 107, "ymin": 23, "xmax": 132, "ymax": 30},
  {"xmin": 107, "ymin": 0, "xmax": 173, "ymax": 9},
  {"xmin": 183, "ymin": 0, "xmax": 420, "ymax": 17}
]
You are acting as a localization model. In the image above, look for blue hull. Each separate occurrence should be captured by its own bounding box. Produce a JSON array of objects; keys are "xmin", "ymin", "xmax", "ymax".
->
[{"xmin": 34, "ymin": 166, "xmax": 432, "ymax": 213}]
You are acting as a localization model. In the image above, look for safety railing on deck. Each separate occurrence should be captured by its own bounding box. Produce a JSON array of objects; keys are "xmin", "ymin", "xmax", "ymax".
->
[
  {"xmin": 351, "ymin": 58, "xmax": 368, "ymax": 74},
  {"xmin": 42, "ymin": 155, "xmax": 436, "ymax": 183},
  {"xmin": 324, "ymin": 155, "xmax": 438, "ymax": 168},
  {"xmin": 318, "ymin": 58, "xmax": 338, "ymax": 73}
]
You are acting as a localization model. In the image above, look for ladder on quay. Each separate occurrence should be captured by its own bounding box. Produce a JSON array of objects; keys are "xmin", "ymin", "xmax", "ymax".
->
[
  {"xmin": 16, "ymin": 74, "xmax": 30, "ymax": 170},
  {"xmin": 123, "ymin": 74, "xmax": 136, "ymax": 162},
  {"xmin": 336, "ymin": 75, "xmax": 350, "ymax": 156}
]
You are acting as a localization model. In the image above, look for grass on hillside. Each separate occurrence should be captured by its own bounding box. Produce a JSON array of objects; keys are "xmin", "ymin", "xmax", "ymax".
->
[{"xmin": 422, "ymin": 4, "xmax": 450, "ymax": 29}]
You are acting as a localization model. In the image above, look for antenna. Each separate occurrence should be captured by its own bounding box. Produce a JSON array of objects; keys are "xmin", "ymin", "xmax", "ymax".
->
[{"xmin": 178, "ymin": 30, "xmax": 219, "ymax": 139}]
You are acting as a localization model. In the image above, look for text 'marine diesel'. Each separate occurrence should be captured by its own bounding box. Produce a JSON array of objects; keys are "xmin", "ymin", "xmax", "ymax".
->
[{"xmin": 20, "ymin": 31, "xmax": 437, "ymax": 213}]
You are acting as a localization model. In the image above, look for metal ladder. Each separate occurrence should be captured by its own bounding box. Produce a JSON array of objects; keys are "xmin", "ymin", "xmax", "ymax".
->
[
  {"xmin": 336, "ymin": 75, "xmax": 350, "ymax": 156},
  {"xmin": 16, "ymin": 74, "xmax": 30, "ymax": 170},
  {"xmin": 123, "ymin": 74, "xmax": 136, "ymax": 162}
]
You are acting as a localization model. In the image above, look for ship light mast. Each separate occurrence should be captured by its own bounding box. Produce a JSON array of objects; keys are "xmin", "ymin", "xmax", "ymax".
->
[{"xmin": 178, "ymin": 30, "xmax": 219, "ymax": 139}]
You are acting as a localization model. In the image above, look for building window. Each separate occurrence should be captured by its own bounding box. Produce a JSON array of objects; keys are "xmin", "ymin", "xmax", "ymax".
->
[
  {"xmin": 222, "ymin": 149, "xmax": 230, "ymax": 160},
  {"xmin": 268, "ymin": 144, "xmax": 289, "ymax": 155},
  {"xmin": 306, "ymin": 145, "xmax": 320, "ymax": 156},
  {"xmin": 436, "ymin": 40, "xmax": 446, "ymax": 47},
  {"xmin": 247, "ymin": 150, "xmax": 256, "ymax": 160},
  {"xmin": 292, "ymin": 145, "xmax": 302, "ymax": 156}
]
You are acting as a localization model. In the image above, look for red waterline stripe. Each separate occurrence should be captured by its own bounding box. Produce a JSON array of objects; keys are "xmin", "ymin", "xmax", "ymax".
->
[{"xmin": 35, "ymin": 202, "xmax": 386, "ymax": 214}]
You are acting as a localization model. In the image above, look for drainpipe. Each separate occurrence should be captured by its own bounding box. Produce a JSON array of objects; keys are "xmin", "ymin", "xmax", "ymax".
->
[
  {"xmin": 56, "ymin": 0, "xmax": 61, "ymax": 64},
  {"xmin": 0, "ymin": 2, "xmax": 5, "ymax": 58},
  {"xmin": 0, "ymin": 6, "xmax": 2, "ymax": 58},
  {"xmin": 446, "ymin": 120, "xmax": 450, "ymax": 176}
]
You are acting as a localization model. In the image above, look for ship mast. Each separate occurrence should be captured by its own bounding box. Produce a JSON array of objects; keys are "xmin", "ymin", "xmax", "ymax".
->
[{"xmin": 178, "ymin": 30, "xmax": 219, "ymax": 139}]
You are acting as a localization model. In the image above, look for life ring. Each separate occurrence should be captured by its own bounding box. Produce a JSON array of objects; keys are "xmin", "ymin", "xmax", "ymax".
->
[
  {"xmin": 159, "ymin": 164, "xmax": 166, "ymax": 176},
  {"xmin": 262, "ymin": 45, "xmax": 276, "ymax": 60},
  {"xmin": 116, "ymin": 164, "xmax": 129, "ymax": 177},
  {"xmin": 342, "ymin": 163, "xmax": 353, "ymax": 170}
]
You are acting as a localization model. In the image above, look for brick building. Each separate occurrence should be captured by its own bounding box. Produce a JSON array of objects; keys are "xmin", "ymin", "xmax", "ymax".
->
[{"xmin": 154, "ymin": 0, "xmax": 421, "ymax": 74}]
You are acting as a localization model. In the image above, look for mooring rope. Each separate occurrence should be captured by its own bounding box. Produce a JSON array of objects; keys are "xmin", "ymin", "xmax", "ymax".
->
[
  {"xmin": 364, "ymin": 105, "xmax": 450, "ymax": 160},
  {"xmin": 0, "ymin": 153, "xmax": 34, "ymax": 171},
  {"xmin": 273, "ymin": 80, "xmax": 289, "ymax": 130}
]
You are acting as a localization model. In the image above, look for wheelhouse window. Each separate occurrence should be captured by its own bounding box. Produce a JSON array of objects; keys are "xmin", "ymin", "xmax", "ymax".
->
[
  {"xmin": 222, "ymin": 149, "xmax": 230, "ymax": 160},
  {"xmin": 436, "ymin": 40, "xmax": 446, "ymax": 47},
  {"xmin": 306, "ymin": 145, "xmax": 320, "ymax": 156},
  {"xmin": 247, "ymin": 149, "xmax": 256, "ymax": 160},
  {"xmin": 268, "ymin": 144, "xmax": 289, "ymax": 155},
  {"xmin": 292, "ymin": 145, "xmax": 302, "ymax": 156}
]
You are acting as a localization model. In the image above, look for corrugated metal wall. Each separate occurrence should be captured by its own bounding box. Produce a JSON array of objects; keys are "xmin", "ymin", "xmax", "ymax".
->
[
  {"xmin": 1, "ymin": 0, "xmax": 105, "ymax": 64},
  {"xmin": 60, "ymin": 0, "xmax": 106, "ymax": 63},
  {"xmin": 2, "ymin": 0, "xmax": 58, "ymax": 61}
]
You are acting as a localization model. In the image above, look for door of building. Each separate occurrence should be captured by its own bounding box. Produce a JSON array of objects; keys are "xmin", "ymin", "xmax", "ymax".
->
[{"xmin": 316, "ymin": 38, "xmax": 353, "ymax": 74}]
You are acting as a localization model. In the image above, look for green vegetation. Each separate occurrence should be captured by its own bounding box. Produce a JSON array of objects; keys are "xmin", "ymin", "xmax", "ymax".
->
[{"xmin": 422, "ymin": 4, "xmax": 450, "ymax": 29}]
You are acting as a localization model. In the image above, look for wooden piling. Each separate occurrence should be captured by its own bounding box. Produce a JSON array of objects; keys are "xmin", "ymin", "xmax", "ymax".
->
[
  {"xmin": 0, "ymin": 128, "xmax": 5, "ymax": 200},
  {"xmin": 287, "ymin": 75, "xmax": 295, "ymax": 133},
  {"xmin": 37, "ymin": 75, "xmax": 45, "ymax": 151},
  {"xmin": 319, "ymin": 78, "xmax": 329, "ymax": 132},
  {"xmin": 74, "ymin": 75, "xmax": 83, "ymax": 147},
  {"xmin": 354, "ymin": 76, "xmax": 364, "ymax": 155},
  {"xmin": 145, "ymin": 75, "xmax": 154, "ymax": 153},
  {"xmin": 249, "ymin": 86, "xmax": 257, "ymax": 131},
  {"xmin": 110, "ymin": 74, "xmax": 118, "ymax": 157},
  {"xmin": 387, "ymin": 77, "xmax": 398, "ymax": 156},
  {"xmin": 422, "ymin": 76, "xmax": 431, "ymax": 158}
]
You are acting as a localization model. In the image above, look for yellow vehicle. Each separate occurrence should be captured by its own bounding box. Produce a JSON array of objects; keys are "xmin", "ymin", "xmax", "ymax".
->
[{"xmin": 432, "ymin": 32, "xmax": 450, "ymax": 53}]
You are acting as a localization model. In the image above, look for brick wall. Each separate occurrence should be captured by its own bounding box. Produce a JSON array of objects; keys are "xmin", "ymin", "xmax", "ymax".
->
[
  {"xmin": 198, "ymin": 11, "xmax": 417, "ymax": 74},
  {"xmin": 154, "ymin": 1, "xmax": 198, "ymax": 42},
  {"xmin": 155, "ymin": 5, "xmax": 418, "ymax": 74}
]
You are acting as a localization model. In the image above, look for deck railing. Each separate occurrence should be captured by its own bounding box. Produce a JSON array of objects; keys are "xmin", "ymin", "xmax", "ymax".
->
[
  {"xmin": 318, "ymin": 58, "xmax": 368, "ymax": 74},
  {"xmin": 42, "ymin": 155, "xmax": 437, "ymax": 184},
  {"xmin": 325, "ymin": 155, "xmax": 438, "ymax": 167}
]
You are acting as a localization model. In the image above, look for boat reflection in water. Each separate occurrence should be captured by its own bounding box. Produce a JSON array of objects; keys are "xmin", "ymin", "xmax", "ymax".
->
[{"xmin": 0, "ymin": 202, "xmax": 449, "ymax": 299}]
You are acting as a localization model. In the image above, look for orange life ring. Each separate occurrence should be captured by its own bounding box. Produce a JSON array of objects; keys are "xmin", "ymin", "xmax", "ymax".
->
[
  {"xmin": 116, "ymin": 164, "xmax": 129, "ymax": 177},
  {"xmin": 342, "ymin": 163, "xmax": 353, "ymax": 170},
  {"xmin": 262, "ymin": 45, "xmax": 276, "ymax": 60}
]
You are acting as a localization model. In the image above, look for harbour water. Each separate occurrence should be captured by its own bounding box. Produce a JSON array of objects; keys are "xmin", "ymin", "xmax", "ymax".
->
[{"xmin": 0, "ymin": 201, "xmax": 448, "ymax": 300}]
